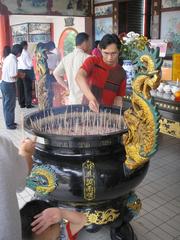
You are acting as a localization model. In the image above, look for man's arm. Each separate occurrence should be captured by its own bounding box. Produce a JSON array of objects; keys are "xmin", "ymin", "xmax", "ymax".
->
[
  {"xmin": 61, "ymin": 208, "xmax": 87, "ymax": 236},
  {"xmin": 23, "ymin": 51, "xmax": 33, "ymax": 69},
  {"xmin": 113, "ymin": 78, "xmax": 126, "ymax": 107},
  {"xmin": 31, "ymin": 207, "xmax": 87, "ymax": 236},
  {"xmin": 53, "ymin": 62, "xmax": 69, "ymax": 91},
  {"xmin": 76, "ymin": 68, "xmax": 99, "ymax": 112},
  {"xmin": 18, "ymin": 137, "xmax": 36, "ymax": 173},
  {"xmin": 9, "ymin": 59, "xmax": 18, "ymax": 79}
]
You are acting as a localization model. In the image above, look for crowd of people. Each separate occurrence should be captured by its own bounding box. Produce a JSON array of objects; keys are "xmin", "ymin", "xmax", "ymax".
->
[
  {"xmin": 0, "ymin": 32, "xmax": 127, "ymax": 239},
  {"xmin": 54, "ymin": 32, "xmax": 126, "ymax": 112},
  {"xmin": 0, "ymin": 32, "xmax": 126, "ymax": 128}
]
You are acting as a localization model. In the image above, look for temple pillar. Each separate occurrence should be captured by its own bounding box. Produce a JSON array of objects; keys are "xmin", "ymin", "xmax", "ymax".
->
[{"xmin": 0, "ymin": 15, "xmax": 11, "ymax": 61}]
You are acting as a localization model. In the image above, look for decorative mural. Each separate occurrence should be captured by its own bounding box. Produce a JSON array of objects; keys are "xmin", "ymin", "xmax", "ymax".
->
[
  {"xmin": 95, "ymin": 17, "xmax": 113, "ymax": 41},
  {"xmin": 51, "ymin": 0, "xmax": 90, "ymax": 16},
  {"xmin": 94, "ymin": 0, "xmax": 114, "ymax": 4},
  {"xmin": 161, "ymin": 0, "xmax": 180, "ymax": 8},
  {"xmin": 11, "ymin": 23, "xmax": 51, "ymax": 44},
  {"xmin": 0, "ymin": 0, "xmax": 91, "ymax": 16},
  {"xmin": 94, "ymin": 4, "xmax": 113, "ymax": 16},
  {"xmin": 160, "ymin": 11, "xmax": 180, "ymax": 56}
]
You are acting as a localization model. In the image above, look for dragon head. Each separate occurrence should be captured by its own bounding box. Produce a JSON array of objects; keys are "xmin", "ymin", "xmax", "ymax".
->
[{"xmin": 26, "ymin": 164, "xmax": 58, "ymax": 195}]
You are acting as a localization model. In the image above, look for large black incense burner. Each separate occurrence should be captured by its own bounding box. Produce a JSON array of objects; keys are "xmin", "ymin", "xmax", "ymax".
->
[
  {"xmin": 24, "ymin": 104, "xmax": 148, "ymax": 239},
  {"xmin": 28, "ymin": 44, "xmax": 163, "ymax": 239}
]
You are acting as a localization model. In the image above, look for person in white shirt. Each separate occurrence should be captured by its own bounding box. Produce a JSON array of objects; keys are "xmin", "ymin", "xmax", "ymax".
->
[
  {"xmin": 53, "ymin": 32, "xmax": 90, "ymax": 105},
  {"xmin": 0, "ymin": 46, "xmax": 11, "ymax": 84},
  {"xmin": 17, "ymin": 41, "xmax": 34, "ymax": 108},
  {"xmin": 46, "ymin": 41, "xmax": 61, "ymax": 74},
  {"xmin": 1, "ymin": 44, "xmax": 22, "ymax": 129}
]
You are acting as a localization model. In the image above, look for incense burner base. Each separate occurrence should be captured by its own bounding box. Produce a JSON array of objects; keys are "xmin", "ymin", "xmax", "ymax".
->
[{"xmin": 110, "ymin": 223, "xmax": 137, "ymax": 240}]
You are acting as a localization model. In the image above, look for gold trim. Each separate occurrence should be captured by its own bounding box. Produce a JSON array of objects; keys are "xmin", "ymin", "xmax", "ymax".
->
[
  {"xmin": 84, "ymin": 209, "xmax": 120, "ymax": 225},
  {"xmin": 160, "ymin": 118, "xmax": 180, "ymax": 138},
  {"xmin": 82, "ymin": 160, "xmax": 96, "ymax": 201},
  {"xmin": 127, "ymin": 199, "xmax": 142, "ymax": 214}
]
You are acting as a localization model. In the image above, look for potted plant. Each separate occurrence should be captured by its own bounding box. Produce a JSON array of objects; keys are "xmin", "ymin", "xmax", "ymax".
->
[{"xmin": 119, "ymin": 31, "xmax": 149, "ymax": 87}]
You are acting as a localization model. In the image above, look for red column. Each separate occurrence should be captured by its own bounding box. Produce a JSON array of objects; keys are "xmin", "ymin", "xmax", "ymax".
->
[{"xmin": 0, "ymin": 15, "xmax": 11, "ymax": 60}]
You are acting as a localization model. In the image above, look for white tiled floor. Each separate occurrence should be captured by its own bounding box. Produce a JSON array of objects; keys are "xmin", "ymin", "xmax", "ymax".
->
[{"xmin": 0, "ymin": 99, "xmax": 180, "ymax": 240}]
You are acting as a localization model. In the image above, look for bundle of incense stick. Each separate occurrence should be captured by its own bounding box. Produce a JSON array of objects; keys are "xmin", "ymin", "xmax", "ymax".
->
[
  {"xmin": 29, "ymin": 109, "xmax": 126, "ymax": 136},
  {"xmin": 21, "ymin": 112, "xmax": 37, "ymax": 142}
]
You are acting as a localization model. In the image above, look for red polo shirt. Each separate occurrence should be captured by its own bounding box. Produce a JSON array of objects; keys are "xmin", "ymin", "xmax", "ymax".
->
[{"xmin": 81, "ymin": 56, "xmax": 126, "ymax": 106}]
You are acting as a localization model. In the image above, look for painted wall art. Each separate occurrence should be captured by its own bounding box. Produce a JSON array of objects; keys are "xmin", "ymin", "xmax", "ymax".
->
[
  {"xmin": 0, "ymin": 0, "xmax": 91, "ymax": 16},
  {"xmin": 28, "ymin": 23, "xmax": 51, "ymax": 34},
  {"xmin": 1, "ymin": 0, "xmax": 48, "ymax": 14},
  {"xmin": 94, "ymin": 0, "xmax": 114, "ymax": 4},
  {"xmin": 95, "ymin": 4, "xmax": 113, "ymax": 16},
  {"xmin": 11, "ymin": 23, "xmax": 28, "ymax": 36},
  {"xmin": 51, "ymin": 0, "xmax": 90, "ymax": 16},
  {"xmin": 11, "ymin": 23, "xmax": 51, "ymax": 44},
  {"xmin": 160, "ymin": 11, "xmax": 180, "ymax": 56},
  {"xmin": 161, "ymin": 0, "xmax": 180, "ymax": 8},
  {"xmin": 95, "ymin": 17, "xmax": 113, "ymax": 40}
]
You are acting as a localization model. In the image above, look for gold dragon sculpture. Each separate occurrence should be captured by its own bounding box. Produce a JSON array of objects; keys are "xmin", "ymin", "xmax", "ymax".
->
[{"xmin": 123, "ymin": 46, "xmax": 163, "ymax": 170}]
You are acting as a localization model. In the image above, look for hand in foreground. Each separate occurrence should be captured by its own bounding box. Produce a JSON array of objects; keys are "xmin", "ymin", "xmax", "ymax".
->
[
  {"xmin": 113, "ymin": 96, "xmax": 123, "ymax": 108},
  {"xmin": 19, "ymin": 137, "xmax": 36, "ymax": 158},
  {"xmin": 63, "ymin": 89, "xmax": 70, "ymax": 97},
  {"xmin": 31, "ymin": 208, "xmax": 62, "ymax": 235},
  {"xmin": 89, "ymin": 98, "xmax": 99, "ymax": 113}
]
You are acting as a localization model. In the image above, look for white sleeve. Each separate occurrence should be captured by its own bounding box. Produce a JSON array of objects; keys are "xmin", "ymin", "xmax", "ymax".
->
[
  {"xmin": 15, "ymin": 154, "xmax": 29, "ymax": 192},
  {"xmin": 8, "ymin": 139, "xmax": 29, "ymax": 191},
  {"xmin": 23, "ymin": 51, "xmax": 33, "ymax": 68},
  {"xmin": 54, "ymin": 60, "xmax": 65, "ymax": 77},
  {"xmin": 8, "ymin": 58, "xmax": 17, "ymax": 77}
]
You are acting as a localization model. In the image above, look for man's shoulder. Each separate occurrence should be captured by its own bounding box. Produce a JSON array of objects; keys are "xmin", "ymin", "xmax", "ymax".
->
[
  {"xmin": 63, "ymin": 51, "xmax": 74, "ymax": 61},
  {"xmin": 22, "ymin": 49, "xmax": 29, "ymax": 57},
  {"xmin": 84, "ymin": 55, "xmax": 100, "ymax": 64},
  {"xmin": 3, "ymin": 54, "xmax": 15, "ymax": 66}
]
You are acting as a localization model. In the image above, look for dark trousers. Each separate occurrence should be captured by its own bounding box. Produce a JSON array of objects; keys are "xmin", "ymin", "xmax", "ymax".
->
[
  {"xmin": 17, "ymin": 69, "xmax": 32, "ymax": 107},
  {"xmin": 46, "ymin": 74, "xmax": 55, "ymax": 108},
  {"xmin": 1, "ymin": 81, "xmax": 16, "ymax": 128}
]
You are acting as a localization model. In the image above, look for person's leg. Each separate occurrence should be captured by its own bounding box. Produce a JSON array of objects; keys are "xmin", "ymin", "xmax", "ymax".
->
[
  {"xmin": 1, "ymin": 81, "xmax": 7, "ymax": 123},
  {"xmin": 1, "ymin": 81, "xmax": 16, "ymax": 128},
  {"xmin": 24, "ymin": 70, "xmax": 33, "ymax": 108},
  {"xmin": 46, "ymin": 74, "xmax": 54, "ymax": 108},
  {"xmin": 17, "ymin": 73, "xmax": 25, "ymax": 107}
]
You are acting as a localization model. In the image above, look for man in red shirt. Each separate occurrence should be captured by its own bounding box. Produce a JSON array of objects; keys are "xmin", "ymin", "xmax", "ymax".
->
[{"xmin": 76, "ymin": 34, "xmax": 126, "ymax": 112}]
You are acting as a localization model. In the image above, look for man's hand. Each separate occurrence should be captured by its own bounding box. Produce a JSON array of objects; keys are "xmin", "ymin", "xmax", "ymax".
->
[
  {"xmin": 18, "ymin": 137, "xmax": 36, "ymax": 172},
  {"xmin": 31, "ymin": 208, "xmax": 62, "ymax": 235},
  {"xmin": 17, "ymin": 70, "xmax": 26, "ymax": 79},
  {"xmin": 63, "ymin": 89, "xmax": 70, "ymax": 97},
  {"xmin": 89, "ymin": 98, "xmax": 99, "ymax": 113},
  {"xmin": 113, "ymin": 96, "xmax": 123, "ymax": 108},
  {"xmin": 19, "ymin": 138, "xmax": 35, "ymax": 158}
]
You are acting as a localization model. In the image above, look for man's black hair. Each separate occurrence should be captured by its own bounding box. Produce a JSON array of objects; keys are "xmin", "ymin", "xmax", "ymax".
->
[
  {"xmin": 11, "ymin": 44, "xmax": 23, "ymax": 56},
  {"xmin": 99, "ymin": 34, "xmax": 121, "ymax": 50},
  {"xmin": 21, "ymin": 41, "xmax": 28, "ymax": 48},
  {"xmin": 93, "ymin": 40, "xmax": 100, "ymax": 49},
  {"xmin": 75, "ymin": 32, "xmax": 89, "ymax": 46},
  {"xmin": 20, "ymin": 200, "xmax": 53, "ymax": 239},
  {"xmin": 3, "ymin": 45, "xmax": 11, "ymax": 58}
]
